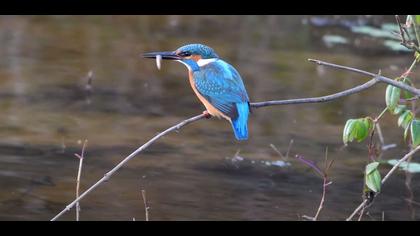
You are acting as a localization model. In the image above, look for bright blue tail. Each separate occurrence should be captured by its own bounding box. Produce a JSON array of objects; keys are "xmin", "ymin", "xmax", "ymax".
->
[{"xmin": 231, "ymin": 103, "xmax": 249, "ymax": 140}]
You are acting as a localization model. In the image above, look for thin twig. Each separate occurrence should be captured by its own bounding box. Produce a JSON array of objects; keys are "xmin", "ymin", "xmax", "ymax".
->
[
  {"xmin": 396, "ymin": 15, "xmax": 420, "ymax": 53},
  {"xmin": 347, "ymin": 199, "xmax": 368, "ymax": 221},
  {"xmin": 295, "ymin": 154, "xmax": 324, "ymax": 178},
  {"xmin": 374, "ymin": 107, "xmax": 388, "ymax": 123},
  {"xmin": 251, "ymin": 78, "xmax": 380, "ymax": 108},
  {"xmin": 405, "ymin": 198, "xmax": 420, "ymax": 207},
  {"xmin": 347, "ymin": 145, "xmax": 420, "ymax": 221},
  {"xmin": 51, "ymin": 114, "xmax": 205, "ymax": 221},
  {"xmin": 375, "ymin": 123, "xmax": 385, "ymax": 147},
  {"xmin": 404, "ymin": 96, "xmax": 420, "ymax": 102},
  {"xmin": 357, "ymin": 205, "xmax": 365, "ymax": 221},
  {"xmin": 375, "ymin": 123, "xmax": 396, "ymax": 151},
  {"xmin": 313, "ymin": 171, "xmax": 331, "ymax": 220},
  {"xmin": 270, "ymin": 144, "xmax": 287, "ymax": 161},
  {"xmin": 141, "ymin": 189, "xmax": 149, "ymax": 221},
  {"xmin": 308, "ymin": 59, "xmax": 420, "ymax": 96},
  {"xmin": 402, "ymin": 59, "xmax": 417, "ymax": 79},
  {"xmin": 296, "ymin": 148, "xmax": 333, "ymax": 221},
  {"xmin": 313, "ymin": 177, "xmax": 328, "ymax": 220},
  {"xmin": 270, "ymin": 139, "xmax": 294, "ymax": 161},
  {"xmin": 313, "ymin": 147, "xmax": 334, "ymax": 221},
  {"xmin": 396, "ymin": 15, "xmax": 407, "ymax": 43},
  {"xmin": 75, "ymin": 140, "xmax": 87, "ymax": 221},
  {"xmin": 367, "ymin": 128, "xmax": 377, "ymax": 162}
]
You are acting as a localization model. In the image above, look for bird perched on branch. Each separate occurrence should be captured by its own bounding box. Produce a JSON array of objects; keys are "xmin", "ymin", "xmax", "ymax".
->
[{"xmin": 143, "ymin": 43, "xmax": 250, "ymax": 140}]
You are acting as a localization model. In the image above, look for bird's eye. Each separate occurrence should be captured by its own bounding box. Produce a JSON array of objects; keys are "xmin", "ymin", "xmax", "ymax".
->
[{"xmin": 179, "ymin": 51, "xmax": 192, "ymax": 57}]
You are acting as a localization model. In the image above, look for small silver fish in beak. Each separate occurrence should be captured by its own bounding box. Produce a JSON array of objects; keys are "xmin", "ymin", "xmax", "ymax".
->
[{"xmin": 156, "ymin": 54, "xmax": 162, "ymax": 70}]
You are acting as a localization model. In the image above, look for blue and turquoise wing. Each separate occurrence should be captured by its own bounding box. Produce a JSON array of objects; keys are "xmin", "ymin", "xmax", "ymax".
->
[{"xmin": 193, "ymin": 60, "xmax": 249, "ymax": 120}]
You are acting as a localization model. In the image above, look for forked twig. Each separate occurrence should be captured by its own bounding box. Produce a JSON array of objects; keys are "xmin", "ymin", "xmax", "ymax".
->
[{"xmin": 75, "ymin": 140, "xmax": 88, "ymax": 221}]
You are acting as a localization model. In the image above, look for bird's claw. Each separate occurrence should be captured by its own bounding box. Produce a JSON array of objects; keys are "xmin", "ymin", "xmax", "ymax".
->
[{"xmin": 202, "ymin": 111, "xmax": 212, "ymax": 119}]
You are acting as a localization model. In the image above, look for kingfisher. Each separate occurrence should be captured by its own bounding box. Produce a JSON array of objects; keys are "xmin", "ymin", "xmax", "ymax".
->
[{"xmin": 143, "ymin": 43, "xmax": 250, "ymax": 140}]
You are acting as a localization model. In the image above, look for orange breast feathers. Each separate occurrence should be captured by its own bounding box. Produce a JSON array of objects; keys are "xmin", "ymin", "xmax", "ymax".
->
[{"xmin": 188, "ymin": 71, "xmax": 231, "ymax": 122}]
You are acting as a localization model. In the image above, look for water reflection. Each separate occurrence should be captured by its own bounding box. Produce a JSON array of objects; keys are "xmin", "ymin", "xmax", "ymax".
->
[{"xmin": 0, "ymin": 15, "xmax": 418, "ymax": 220}]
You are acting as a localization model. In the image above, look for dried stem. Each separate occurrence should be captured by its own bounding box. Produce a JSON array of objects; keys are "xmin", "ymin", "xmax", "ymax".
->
[
  {"xmin": 374, "ymin": 108, "xmax": 388, "ymax": 123},
  {"xmin": 367, "ymin": 128, "xmax": 377, "ymax": 162},
  {"xmin": 375, "ymin": 123, "xmax": 385, "ymax": 146},
  {"xmin": 270, "ymin": 144, "xmax": 286, "ymax": 161},
  {"xmin": 375, "ymin": 123, "xmax": 396, "ymax": 151},
  {"xmin": 314, "ymin": 148, "xmax": 334, "ymax": 220},
  {"xmin": 51, "ymin": 58, "xmax": 420, "ymax": 221},
  {"xmin": 347, "ymin": 145, "xmax": 420, "ymax": 221},
  {"xmin": 295, "ymin": 154, "xmax": 324, "ymax": 178},
  {"xmin": 403, "ymin": 59, "xmax": 418, "ymax": 79},
  {"xmin": 357, "ymin": 206, "xmax": 365, "ymax": 221},
  {"xmin": 396, "ymin": 15, "xmax": 407, "ymax": 42},
  {"xmin": 297, "ymin": 147, "xmax": 333, "ymax": 221},
  {"xmin": 396, "ymin": 15, "xmax": 420, "ymax": 53},
  {"xmin": 141, "ymin": 189, "xmax": 149, "ymax": 221},
  {"xmin": 313, "ymin": 177, "xmax": 328, "ymax": 221},
  {"xmin": 75, "ymin": 140, "xmax": 87, "ymax": 221},
  {"xmin": 270, "ymin": 139, "xmax": 294, "ymax": 161}
]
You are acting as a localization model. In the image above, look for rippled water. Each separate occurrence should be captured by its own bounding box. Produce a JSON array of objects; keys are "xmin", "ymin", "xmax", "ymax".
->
[{"xmin": 0, "ymin": 15, "xmax": 419, "ymax": 220}]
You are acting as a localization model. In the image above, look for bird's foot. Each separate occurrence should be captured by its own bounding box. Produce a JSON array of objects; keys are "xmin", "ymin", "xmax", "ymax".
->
[{"xmin": 202, "ymin": 111, "xmax": 212, "ymax": 119}]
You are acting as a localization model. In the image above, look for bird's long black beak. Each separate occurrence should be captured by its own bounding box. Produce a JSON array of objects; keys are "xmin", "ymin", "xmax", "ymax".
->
[{"xmin": 142, "ymin": 51, "xmax": 181, "ymax": 60}]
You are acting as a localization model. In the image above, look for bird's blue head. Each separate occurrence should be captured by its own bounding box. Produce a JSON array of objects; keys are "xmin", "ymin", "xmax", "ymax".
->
[
  {"xmin": 175, "ymin": 44, "xmax": 219, "ymax": 59},
  {"xmin": 143, "ymin": 43, "xmax": 219, "ymax": 71}
]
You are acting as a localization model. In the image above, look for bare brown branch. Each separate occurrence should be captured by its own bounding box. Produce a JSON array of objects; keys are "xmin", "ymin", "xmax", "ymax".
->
[{"xmin": 51, "ymin": 58, "xmax": 420, "ymax": 221}]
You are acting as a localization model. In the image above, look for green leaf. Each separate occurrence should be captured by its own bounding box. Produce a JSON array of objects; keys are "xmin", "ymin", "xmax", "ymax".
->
[
  {"xmin": 398, "ymin": 110, "xmax": 414, "ymax": 129},
  {"xmin": 387, "ymin": 159, "xmax": 420, "ymax": 173},
  {"xmin": 411, "ymin": 119, "xmax": 420, "ymax": 147},
  {"xmin": 385, "ymin": 85, "xmax": 401, "ymax": 113},
  {"xmin": 343, "ymin": 119, "xmax": 356, "ymax": 145},
  {"xmin": 342, "ymin": 118, "xmax": 372, "ymax": 145},
  {"xmin": 352, "ymin": 119, "xmax": 368, "ymax": 142},
  {"xmin": 366, "ymin": 162, "xmax": 380, "ymax": 174},
  {"xmin": 365, "ymin": 162, "xmax": 381, "ymax": 193},
  {"xmin": 416, "ymin": 15, "xmax": 420, "ymax": 25},
  {"xmin": 362, "ymin": 117, "xmax": 374, "ymax": 133}
]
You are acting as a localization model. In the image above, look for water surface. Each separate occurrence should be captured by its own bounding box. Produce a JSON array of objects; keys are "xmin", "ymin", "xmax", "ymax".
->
[{"xmin": 0, "ymin": 15, "xmax": 419, "ymax": 220}]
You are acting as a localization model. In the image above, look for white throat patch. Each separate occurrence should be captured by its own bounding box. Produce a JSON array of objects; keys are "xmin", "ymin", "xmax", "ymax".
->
[
  {"xmin": 197, "ymin": 58, "xmax": 217, "ymax": 67},
  {"xmin": 176, "ymin": 60, "xmax": 192, "ymax": 71}
]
